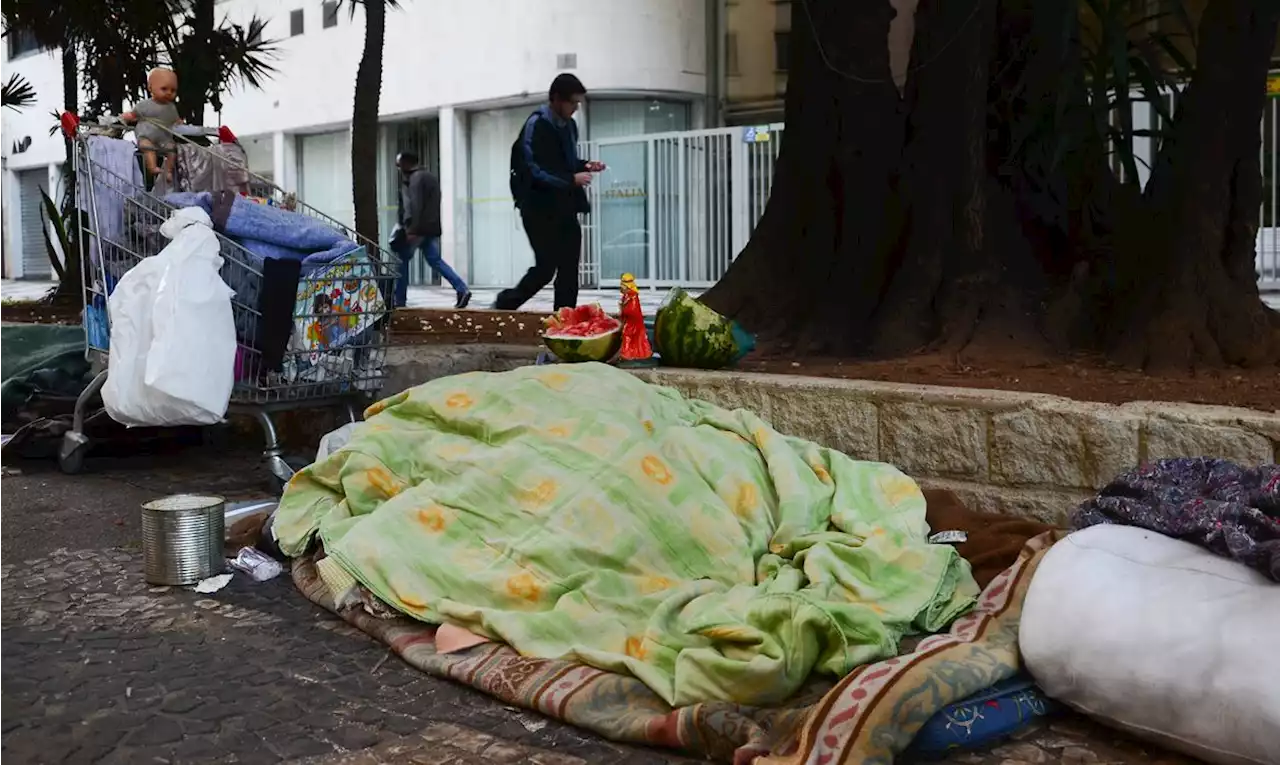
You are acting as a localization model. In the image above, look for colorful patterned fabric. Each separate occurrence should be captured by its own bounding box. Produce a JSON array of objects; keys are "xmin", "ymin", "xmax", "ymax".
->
[
  {"xmin": 274, "ymin": 363, "xmax": 978, "ymax": 707},
  {"xmin": 291, "ymin": 532, "xmax": 1062, "ymax": 764},
  {"xmin": 1072, "ymin": 458, "xmax": 1280, "ymax": 581}
]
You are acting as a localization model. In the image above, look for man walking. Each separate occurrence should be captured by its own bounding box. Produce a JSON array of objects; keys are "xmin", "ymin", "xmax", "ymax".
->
[
  {"xmin": 392, "ymin": 151, "xmax": 470, "ymax": 309},
  {"xmin": 495, "ymin": 73, "xmax": 605, "ymax": 311}
]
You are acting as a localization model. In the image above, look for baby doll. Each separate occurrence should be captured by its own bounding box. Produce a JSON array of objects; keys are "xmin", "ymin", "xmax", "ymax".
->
[{"xmin": 122, "ymin": 67, "xmax": 183, "ymax": 182}]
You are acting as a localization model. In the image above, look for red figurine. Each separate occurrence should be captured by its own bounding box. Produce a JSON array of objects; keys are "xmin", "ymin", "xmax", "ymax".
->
[{"xmin": 618, "ymin": 273, "xmax": 656, "ymax": 366}]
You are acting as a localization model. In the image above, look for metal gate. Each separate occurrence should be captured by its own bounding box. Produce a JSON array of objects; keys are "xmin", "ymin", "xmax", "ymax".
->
[
  {"xmin": 17, "ymin": 168, "xmax": 52, "ymax": 280},
  {"xmin": 578, "ymin": 123, "xmax": 784, "ymax": 289}
]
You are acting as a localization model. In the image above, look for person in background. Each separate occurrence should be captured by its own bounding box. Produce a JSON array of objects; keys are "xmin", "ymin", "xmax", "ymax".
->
[
  {"xmin": 495, "ymin": 73, "xmax": 605, "ymax": 311},
  {"xmin": 391, "ymin": 151, "xmax": 470, "ymax": 309}
]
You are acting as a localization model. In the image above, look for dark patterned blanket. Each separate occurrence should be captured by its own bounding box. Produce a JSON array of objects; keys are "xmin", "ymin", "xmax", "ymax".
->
[{"xmin": 1072, "ymin": 458, "xmax": 1280, "ymax": 582}]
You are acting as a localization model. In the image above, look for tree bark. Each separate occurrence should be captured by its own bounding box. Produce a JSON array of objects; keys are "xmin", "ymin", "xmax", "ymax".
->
[
  {"xmin": 54, "ymin": 45, "xmax": 83, "ymax": 303},
  {"xmin": 177, "ymin": 0, "xmax": 217, "ymax": 125},
  {"xmin": 1109, "ymin": 0, "xmax": 1280, "ymax": 369},
  {"xmin": 351, "ymin": 0, "xmax": 386, "ymax": 246},
  {"xmin": 701, "ymin": 0, "xmax": 904, "ymax": 353},
  {"xmin": 703, "ymin": 0, "xmax": 1280, "ymax": 372}
]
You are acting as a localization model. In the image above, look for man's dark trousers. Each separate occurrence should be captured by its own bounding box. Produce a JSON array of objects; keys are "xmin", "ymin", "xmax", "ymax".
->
[{"xmin": 495, "ymin": 212, "xmax": 582, "ymax": 310}]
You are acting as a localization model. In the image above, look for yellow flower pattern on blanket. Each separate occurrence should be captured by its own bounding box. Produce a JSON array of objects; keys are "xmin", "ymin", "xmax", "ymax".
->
[{"xmin": 273, "ymin": 363, "xmax": 977, "ymax": 708}]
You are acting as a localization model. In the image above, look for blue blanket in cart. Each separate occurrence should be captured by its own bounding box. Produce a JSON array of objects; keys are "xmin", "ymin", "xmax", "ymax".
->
[{"xmin": 163, "ymin": 191, "xmax": 359, "ymax": 270}]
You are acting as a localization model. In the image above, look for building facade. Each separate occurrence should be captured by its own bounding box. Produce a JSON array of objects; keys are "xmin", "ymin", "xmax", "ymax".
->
[{"xmin": 1, "ymin": 0, "xmax": 719, "ymax": 285}]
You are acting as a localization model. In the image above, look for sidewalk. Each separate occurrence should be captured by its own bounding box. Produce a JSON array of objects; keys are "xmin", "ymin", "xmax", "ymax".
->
[
  {"xmin": 1, "ymin": 281, "xmax": 691, "ymax": 315},
  {"xmin": 0, "ymin": 449, "xmax": 1192, "ymax": 765}
]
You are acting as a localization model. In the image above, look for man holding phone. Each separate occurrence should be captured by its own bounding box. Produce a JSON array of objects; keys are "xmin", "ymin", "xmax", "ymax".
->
[{"xmin": 496, "ymin": 73, "xmax": 605, "ymax": 311}]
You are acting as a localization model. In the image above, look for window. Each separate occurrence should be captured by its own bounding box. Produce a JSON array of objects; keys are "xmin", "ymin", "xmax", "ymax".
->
[
  {"xmin": 774, "ymin": 31, "xmax": 790, "ymax": 73},
  {"xmin": 6, "ymin": 28, "xmax": 43, "ymax": 60},
  {"xmin": 727, "ymin": 33, "xmax": 740, "ymax": 76},
  {"xmin": 290, "ymin": 9, "xmax": 304, "ymax": 36},
  {"xmin": 322, "ymin": 1, "xmax": 339, "ymax": 29}
]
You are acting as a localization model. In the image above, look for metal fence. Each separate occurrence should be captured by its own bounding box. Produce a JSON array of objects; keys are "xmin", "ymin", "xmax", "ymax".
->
[
  {"xmin": 1110, "ymin": 88, "xmax": 1278, "ymax": 291},
  {"xmin": 578, "ymin": 123, "xmax": 784, "ymax": 289},
  {"xmin": 572, "ymin": 94, "xmax": 1280, "ymax": 292},
  {"xmin": 1260, "ymin": 96, "xmax": 1280, "ymax": 290}
]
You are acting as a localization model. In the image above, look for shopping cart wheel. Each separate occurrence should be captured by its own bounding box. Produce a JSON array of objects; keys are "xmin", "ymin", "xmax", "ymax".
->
[{"xmin": 58, "ymin": 432, "xmax": 91, "ymax": 475}]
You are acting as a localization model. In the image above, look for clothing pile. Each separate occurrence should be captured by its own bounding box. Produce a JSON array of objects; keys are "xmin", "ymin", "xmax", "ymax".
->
[{"xmin": 77, "ymin": 132, "xmax": 387, "ymax": 392}]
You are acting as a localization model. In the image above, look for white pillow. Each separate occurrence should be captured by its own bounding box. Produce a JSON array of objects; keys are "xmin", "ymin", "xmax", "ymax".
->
[{"xmin": 1019, "ymin": 525, "xmax": 1280, "ymax": 765}]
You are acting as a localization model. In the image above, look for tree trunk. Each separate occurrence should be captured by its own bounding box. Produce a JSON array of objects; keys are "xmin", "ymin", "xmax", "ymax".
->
[
  {"xmin": 178, "ymin": 0, "xmax": 217, "ymax": 124},
  {"xmin": 704, "ymin": 0, "xmax": 1037, "ymax": 361},
  {"xmin": 351, "ymin": 0, "xmax": 386, "ymax": 246},
  {"xmin": 701, "ymin": 0, "xmax": 905, "ymax": 353},
  {"xmin": 54, "ymin": 45, "xmax": 83, "ymax": 304},
  {"xmin": 703, "ymin": 0, "xmax": 1280, "ymax": 372},
  {"xmin": 1108, "ymin": 0, "xmax": 1280, "ymax": 369}
]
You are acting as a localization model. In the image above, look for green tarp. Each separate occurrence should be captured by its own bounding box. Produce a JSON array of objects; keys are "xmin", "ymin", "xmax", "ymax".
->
[{"xmin": 1, "ymin": 323, "xmax": 90, "ymax": 424}]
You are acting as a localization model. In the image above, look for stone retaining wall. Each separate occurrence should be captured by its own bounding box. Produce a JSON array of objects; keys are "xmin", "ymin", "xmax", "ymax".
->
[{"xmin": 382, "ymin": 345, "xmax": 1280, "ymax": 524}]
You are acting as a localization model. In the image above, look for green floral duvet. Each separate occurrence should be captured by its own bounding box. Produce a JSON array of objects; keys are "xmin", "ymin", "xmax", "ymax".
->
[{"xmin": 274, "ymin": 363, "xmax": 977, "ymax": 707}]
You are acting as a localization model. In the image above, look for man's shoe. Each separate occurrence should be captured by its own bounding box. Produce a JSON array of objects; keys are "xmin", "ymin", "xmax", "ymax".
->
[{"xmin": 455, "ymin": 291, "xmax": 472, "ymax": 309}]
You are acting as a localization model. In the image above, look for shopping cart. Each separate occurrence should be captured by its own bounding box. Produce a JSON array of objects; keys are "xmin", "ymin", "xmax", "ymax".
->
[{"xmin": 60, "ymin": 115, "xmax": 398, "ymax": 490}]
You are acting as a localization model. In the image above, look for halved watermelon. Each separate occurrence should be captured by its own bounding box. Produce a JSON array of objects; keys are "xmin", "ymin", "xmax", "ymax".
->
[
  {"xmin": 541, "ymin": 303, "xmax": 622, "ymax": 363},
  {"xmin": 653, "ymin": 288, "xmax": 741, "ymax": 369}
]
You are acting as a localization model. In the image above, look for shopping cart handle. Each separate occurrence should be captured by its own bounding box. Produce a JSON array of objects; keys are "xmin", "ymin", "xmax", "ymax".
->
[{"xmin": 173, "ymin": 125, "xmax": 220, "ymax": 137}]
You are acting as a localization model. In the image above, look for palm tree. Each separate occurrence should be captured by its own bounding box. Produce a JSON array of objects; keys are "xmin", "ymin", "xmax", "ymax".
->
[
  {"xmin": 347, "ymin": 0, "xmax": 401, "ymax": 246},
  {"xmin": 162, "ymin": 0, "xmax": 280, "ymax": 124},
  {"xmin": 3, "ymin": 0, "xmax": 279, "ymax": 300}
]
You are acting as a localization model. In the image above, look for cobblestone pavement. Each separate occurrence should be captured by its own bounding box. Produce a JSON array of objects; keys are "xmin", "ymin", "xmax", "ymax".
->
[{"xmin": 1, "ymin": 449, "xmax": 1196, "ymax": 764}]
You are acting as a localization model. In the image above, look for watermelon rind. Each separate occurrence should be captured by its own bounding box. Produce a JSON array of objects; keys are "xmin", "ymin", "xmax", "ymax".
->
[
  {"xmin": 540, "ymin": 303, "xmax": 623, "ymax": 363},
  {"xmin": 543, "ymin": 328, "xmax": 622, "ymax": 363},
  {"xmin": 653, "ymin": 288, "xmax": 739, "ymax": 369}
]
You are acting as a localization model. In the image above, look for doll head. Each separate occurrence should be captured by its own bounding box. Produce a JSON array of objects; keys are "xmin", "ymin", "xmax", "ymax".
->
[{"xmin": 147, "ymin": 68, "xmax": 178, "ymax": 104}]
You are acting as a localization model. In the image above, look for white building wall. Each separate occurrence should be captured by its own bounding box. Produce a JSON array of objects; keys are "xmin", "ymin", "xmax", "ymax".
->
[
  {"xmin": 2, "ymin": 0, "xmax": 708, "ymax": 283},
  {"xmin": 213, "ymin": 0, "xmax": 707, "ymax": 134},
  {"xmin": 1, "ymin": 49, "xmax": 73, "ymax": 278}
]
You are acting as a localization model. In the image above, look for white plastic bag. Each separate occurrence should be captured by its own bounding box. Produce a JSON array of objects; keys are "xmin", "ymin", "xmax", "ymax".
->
[
  {"xmin": 1019, "ymin": 525, "xmax": 1280, "ymax": 765},
  {"xmin": 102, "ymin": 207, "xmax": 237, "ymax": 427}
]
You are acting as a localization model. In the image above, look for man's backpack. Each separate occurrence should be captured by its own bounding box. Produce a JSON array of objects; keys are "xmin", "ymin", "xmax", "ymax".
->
[{"xmin": 508, "ymin": 110, "xmax": 540, "ymax": 209}]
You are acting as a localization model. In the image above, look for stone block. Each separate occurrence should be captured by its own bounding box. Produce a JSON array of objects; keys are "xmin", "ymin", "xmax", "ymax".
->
[
  {"xmin": 881, "ymin": 402, "xmax": 987, "ymax": 479},
  {"xmin": 766, "ymin": 383, "xmax": 878, "ymax": 460},
  {"xmin": 644, "ymin": 370, "xmax": 775, "ymax": 423},
  {"xmin": 1143, "ymin": 418, "xmax": 1275, "ymax": 465},
  {"xmin": 919, "ymin": 479, "xmax": 1084, "ymax": 525},
  {"xmin": 990, "ymin": 403, "xmax": 1140, "ymax": 489}
]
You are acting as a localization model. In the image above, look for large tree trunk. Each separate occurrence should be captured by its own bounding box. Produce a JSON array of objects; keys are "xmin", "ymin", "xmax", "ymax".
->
[
  {"xmin": 704, "ymin": 0, "xmax": 1038, "ymax": 361},
  {"xmin": 351, "ymin": 0, "xmax": 386, "ymax": 246},
  {"xmin": 704, "ymin": 0, "xmax": 1280, "ymax": 372},
  {"xmin": 1107, "ymin": 0, "xmax": 1280, "ymax": 369},
  {"xmin": 701, "ymin": 0, "xmax": 905, "ymax": 354}
]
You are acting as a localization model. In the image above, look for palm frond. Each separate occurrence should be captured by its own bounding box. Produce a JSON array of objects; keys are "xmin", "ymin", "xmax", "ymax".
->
[
  {"xmin": 215, "ymin": 16, "xmax": 281, "ymax": 91},
  {"xmin": 2, "ymin": 74, "xmax": 38, "ymax": 111}
]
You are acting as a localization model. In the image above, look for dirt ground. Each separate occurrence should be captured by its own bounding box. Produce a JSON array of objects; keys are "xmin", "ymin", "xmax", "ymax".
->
[
  {"xmin": 387, "ymin": 309, "xmax": 1280, "ymax": 411},
  {"xmin": 1, "ymin": 298, "xmax": 82, "ymax": 326},
  {"xmin": 7, "ymin": 300, "xmax": 1278, "ymax": 410}
]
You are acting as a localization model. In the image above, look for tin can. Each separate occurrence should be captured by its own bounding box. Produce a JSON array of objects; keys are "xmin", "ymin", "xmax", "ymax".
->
[{"xmin": 141, "ymin": 494, "xmax": 226, "ymax": 585}]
